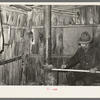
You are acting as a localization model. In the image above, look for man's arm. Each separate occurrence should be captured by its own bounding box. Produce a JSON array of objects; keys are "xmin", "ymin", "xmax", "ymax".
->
[{"xmin": 64, "ymin": 49, "xmax": 80, "ymax": 69}]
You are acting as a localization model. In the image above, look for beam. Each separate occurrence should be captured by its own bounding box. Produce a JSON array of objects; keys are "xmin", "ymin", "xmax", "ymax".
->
[
  {"xmin": 10, "ymin": 5, "xmax": 32, "ymax": 11},
  {"xmin": 25, "ymin": 5, "xmax": 78, "ymax": 15},
  {"xmin": 3, "ymin": 24, "xmax": 44, "ymax": 29},
  {"xmin": 52, "ymin": 12, "xmax": 77, "ymax": 17},
  {"xmin": 1, "ymin": 6, "xmax": 27, "ymax": 15},
  {"xmin": 31, "ymin": 6, "xmax": 43, "ymax": 10},
  {"xmin": 52, "ymin": 10, "xmax": 77, "ymax": 15},
  {"xmin": 3, "ymin": 24, "xmax": 94, "ymax": 29},
  {"xmin": 44, "ymin": 5, "xmax": 52, "ymax": 64},
  {"xmin": 30, "ymin": 6, "xmax": 76, "ymax": 15},
  {"xmin": 65, "ymin": 5, "xmax": 92, "ymax": 10},
  {"xmin": 30, "ymin": 7, "xmax": 77, "ymax": 15},
  {"xmin": 51, "ymin": 24, "xmax": 93, "ymax": 28},
  {"xmin": 52, "ymin": 8, "xmax": 77, "ymax": 14}
]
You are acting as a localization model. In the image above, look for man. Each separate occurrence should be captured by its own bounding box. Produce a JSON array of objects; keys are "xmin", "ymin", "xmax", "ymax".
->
[{"xmin": 61, "ymin": 31, "xmax": 100, "ymax": 86}]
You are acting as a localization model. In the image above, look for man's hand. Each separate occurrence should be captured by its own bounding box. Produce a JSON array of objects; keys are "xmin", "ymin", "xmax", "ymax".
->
[
  {"xmin": 89, "ymin": 68, "xmax": 98, "ymax": 73},
  {"xmin": 61, "ymin": 65, "xmax": 67, "ymax": 69}
]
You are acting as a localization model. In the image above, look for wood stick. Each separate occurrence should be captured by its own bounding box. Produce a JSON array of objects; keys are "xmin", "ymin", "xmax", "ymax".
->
[
  {"xmin": 0, "ymin": 56, "xmax": 22, "ymax": 66},
  {"xmin": 52, "ymin": 8, "xmax": 77, "ymax": 13},
  {"xmin": 51, "ymin": 25, "xmax": 94, "ymax": 28},
  {"xmin": 3, "ymin": 24, "xmax": 44, "ymax": 29},
  {"xmin": 10, "ymin": 5, "xmax": 32, "ymax": 11},
  {"xmin": 52, "ymin": 10, "xmax": 77, "ymax": 15},
  {"xmin": 52, "ymin": 69, "xmax": 100, "ymax": 74},
  {"xmin": 31, "ymin": 6, "xmax": 43, "ymax": 10},
  {"xmin": 64, "ymin": 5, "xmax": 91, "ymax": 10}
]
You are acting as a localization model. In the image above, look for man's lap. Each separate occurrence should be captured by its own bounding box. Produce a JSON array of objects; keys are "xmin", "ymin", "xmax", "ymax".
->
[{"xmin": 67, "ymin": 72, "xmax": 99, "ymax": 85}]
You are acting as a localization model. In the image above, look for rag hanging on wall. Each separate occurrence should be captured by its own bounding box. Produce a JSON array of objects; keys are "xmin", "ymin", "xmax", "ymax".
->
[
  {"xmin": 28, "ymin": 29, "xmax": 35, "ymax": 55},
  {"xmin": 0, "ymin": 8, "xmax": 4, "ymax": 53}
]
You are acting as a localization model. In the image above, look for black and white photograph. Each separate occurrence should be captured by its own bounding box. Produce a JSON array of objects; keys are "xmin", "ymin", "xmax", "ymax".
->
[{"xmin": 0, "ymin": 4, "xmax": 100, "ymax": 86}]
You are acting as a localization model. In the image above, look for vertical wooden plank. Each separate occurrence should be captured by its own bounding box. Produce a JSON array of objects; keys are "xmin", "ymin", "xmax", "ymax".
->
[
  {"xmin": 0, "ymin": 67, "xmax": 2, "ymax": 83},
  {"xmin": 17, "ymin": 60, "xmax": 20, "ymax": 85},
  {"xmin": 80, "ymin": 7, "xmax": 87, "ymax": 25},
  {"xmin": 56, "ymin": 28, "xmax": 63, "ymax": 54},
  {"xmin": 20, "ymin": 59, "xmax": 22, "ymax": 85},
  {"xmin": 4, "ymin": 65, "xmax": 6, "ymax": 84},
  {"xmin": 12, "ymin": 61, "xmax": 15, "ymax": 85},
  {"xmin": 15, "ymin": 60, "xmax": 19, "ymax": 85},
  {"xmin": 6, "ymin": 64, "xmax": 9, "ymax": 85},
  {"xmin": 11, "ymin": 62, "xmax": 13, "ymax": 85},
  {"xmin": 13, "ymin": 62, "xmax": 15, "ymax": 85},
  {"xmin": 44, "ymin": 5, "xmax": 52, "ymax": 64},
  {"xmin": 86, "ymin": 6, "xmax": 93, "ymax": 25},
  {"xmin": 0, "ymin": 66, "xmax": 3, "ymax": 85},
  {"xmin": 93, "ymin": 6, "xmax": 100, "ymax": 24},
  {"xmin": 14, "ymin": 60, "xmax": 17, "ymax": 85},
  {"xmin": 2, "ymin": 65, "xmax": 4, "ymax": 84},
  {"xmin": 18, "ymin": 60, "xmax": 21, "ymax": 85},
  {"xmin": 52, "ymin": 28, "xmax": 56, "ymax": 54},
  {"xmin": 9, "ymin": 63, "xmax": 12, "ymax": 85}
]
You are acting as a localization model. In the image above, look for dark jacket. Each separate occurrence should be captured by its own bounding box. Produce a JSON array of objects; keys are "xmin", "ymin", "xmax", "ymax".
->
[{"xmin": 65, "ymin": 45, "xmax": 100, "ymax": 70}]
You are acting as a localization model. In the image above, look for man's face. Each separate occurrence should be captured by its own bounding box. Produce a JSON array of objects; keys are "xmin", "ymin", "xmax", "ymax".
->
[{"xmin": 80, "ymin": 43, "xmax": 90, "ymax": 49}]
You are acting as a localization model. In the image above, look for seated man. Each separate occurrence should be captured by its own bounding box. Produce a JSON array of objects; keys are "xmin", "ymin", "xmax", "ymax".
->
[{"xmin": 61, "ymin": 31, "xmax": 100, "ymax": 86}]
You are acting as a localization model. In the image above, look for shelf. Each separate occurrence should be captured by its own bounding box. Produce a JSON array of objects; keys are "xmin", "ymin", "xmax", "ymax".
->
[
  {"xmin": 52, "ymin": 54, "xmax": 72, "ymax": 58},
  {"xmin": 2, "ymin": 24, "xmax": 96, "ymax": 29},
  {"xmin": 51, "ymin": 24, "xmax": 94, "ymax": 28}
]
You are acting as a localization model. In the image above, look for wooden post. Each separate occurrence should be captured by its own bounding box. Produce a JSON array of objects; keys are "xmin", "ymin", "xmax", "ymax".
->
[{"xmin": 44, "ymin": 5, "xmax": 52, "ymax": 65}]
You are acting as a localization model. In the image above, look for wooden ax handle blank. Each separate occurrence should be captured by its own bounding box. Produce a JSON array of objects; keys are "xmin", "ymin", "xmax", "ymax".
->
[{"xmin": 52, "ymin": 69, "xmax": 100, "ymax": 74}]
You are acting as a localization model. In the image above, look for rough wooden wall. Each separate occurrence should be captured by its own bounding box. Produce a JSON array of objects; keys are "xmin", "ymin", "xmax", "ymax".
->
[
  {"xmin": 0, "ymin": 6, "xmax": 45, "ymax": 85},
  {"xmin": 51, "ymin": 6, "xmax": 100, "ymax": 85},
  {"xmin": 0, "ymin": 5, "xmax": 100, "ymax": 85},
  {"xmin": 26, "ymin": 9, "xmax": 45, "ymax": 85},
  {"xmin": 0, "ymin": 6, "xmax": 28, "ymax": 85}
]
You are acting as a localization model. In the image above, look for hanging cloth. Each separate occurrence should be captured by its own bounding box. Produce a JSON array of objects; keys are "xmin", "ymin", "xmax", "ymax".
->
[{"xmin": 0, "ymin": 9, "xmax": 4, "ymax": 53}]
